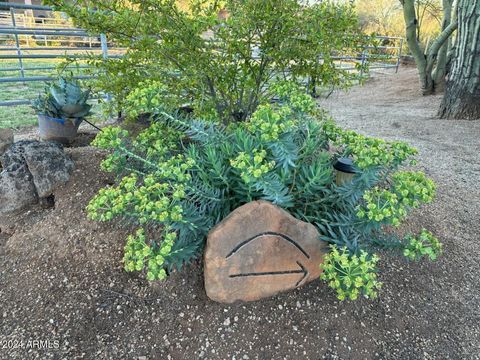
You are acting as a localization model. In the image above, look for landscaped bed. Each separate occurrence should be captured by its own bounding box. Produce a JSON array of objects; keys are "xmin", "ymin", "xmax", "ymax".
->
[{"xmin": 1, "ymin": 68, "xmax": 478, "ymax": 359}]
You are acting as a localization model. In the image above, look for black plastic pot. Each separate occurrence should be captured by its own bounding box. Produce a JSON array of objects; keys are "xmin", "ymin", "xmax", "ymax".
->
[{"xmin": 333, "ymin": 157, "xmax": 357, "ymax": 185}]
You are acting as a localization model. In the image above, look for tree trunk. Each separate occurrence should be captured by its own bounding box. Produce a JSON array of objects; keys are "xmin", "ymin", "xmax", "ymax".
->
[
  {"xmin": 400, "ymin": 0, "xmax": 457, "ymax": 95},
  {"xmin": 439, "ymin": 0, "xmax": 480, "ymax": 119},
  {"xmin": 401, "ymin": 0, "xmax": 432, "ymax": 94},
  {"xmin": 432, "ymin": 0, "xmax": 453, "ymax": 92}
]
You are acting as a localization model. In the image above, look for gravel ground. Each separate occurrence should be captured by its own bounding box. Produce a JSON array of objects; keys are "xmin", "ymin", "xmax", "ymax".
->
[{"xmin": 0, "ymin": 66, "xmax": 479, "ymax": 360}]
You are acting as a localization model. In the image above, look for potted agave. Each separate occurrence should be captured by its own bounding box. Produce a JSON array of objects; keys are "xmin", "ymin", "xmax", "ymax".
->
[{"xmin": 32, "ymin": 78, "xmax": 92, "ymax": 144}]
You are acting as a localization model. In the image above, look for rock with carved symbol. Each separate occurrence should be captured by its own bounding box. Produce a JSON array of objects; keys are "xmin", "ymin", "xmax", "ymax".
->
[{"xmin": 204, "ymin": 200, "xmax": 328, "ymax": 303}]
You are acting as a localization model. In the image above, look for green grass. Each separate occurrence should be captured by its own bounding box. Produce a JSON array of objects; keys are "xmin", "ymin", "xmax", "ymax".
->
[{"xmin": 0, "ymin": 60, "xmax": 106, "ymax": 129}]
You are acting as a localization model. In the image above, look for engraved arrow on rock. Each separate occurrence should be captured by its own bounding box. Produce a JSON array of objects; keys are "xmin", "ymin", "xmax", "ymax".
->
[{"xmin": 229, "ymin": 261, "xmax": 309, "ymax": 288}]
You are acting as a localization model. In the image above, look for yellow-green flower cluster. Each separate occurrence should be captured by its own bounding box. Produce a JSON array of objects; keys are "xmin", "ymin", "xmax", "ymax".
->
[
  {"xmin": 125, "ymin": 80, "xmax": 177, "ymax": 119},
  {"xmin": 123, "ymin": 228, "xmax": 177, "ymax": 281},
  {"xmin": 99, "ymin": 152, "xmax": 124, "ymax": 172},
  {"xmin": 320, "ymin": 245, "xmax": 382, "ymax": 301},
  {"xmin": 272, "ymin": 81, "xmax": 317, "ymax": 114},
  {"xmin": 324, "ymin": 122, "xmax": 418, "ymax": 169},
  {"xmin": 124, "ymin": 228, "xmax": 152, "ymax": 272},
  {"xmin": 392, "ymin": 171, "xmax": 436, "ymax": 206},
  {"xmin": 134, "ymin": 121, "xmax": 182, "ymax": 159},
  {"xmin": 155, "ymin": 154, "xmax": 195, "ymax": 183},
  {"xmin": 357, "ymin": 187, "xmax": 402, "ymax": 226},
  {"xmin": 130, "ymin": 175, "xmax": 185, "ymax": 224},
  {"xmin": 87, "ymin": 174, "xmax": 138, "ymax": 222},
  {"xmin": 357, "ymin": 171, "xmax": 436, "ymax": 226},
  {"xmin": 403, "ymin": 229, "xmax": 442, "ymax": 261},
  {"xmin": 246, "ymin": 104, "xmax": 295, "ymax": 142},
  {"xmin": 87, "ymin": 155, "xmax": 194, "ymax": 224},
  {"xmin": 230, "ymin": 149, "xmax": 275, "ymax": 183},
  {"xmin": 92, "ymin": 126, "xmax": 129, "ymax": 149},
  {"xmin": 146, "ymin": 230, "xmax": 177, "ymax": 281}
]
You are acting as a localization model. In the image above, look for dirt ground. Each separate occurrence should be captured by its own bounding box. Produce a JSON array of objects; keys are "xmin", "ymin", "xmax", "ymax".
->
[{"xmin": 1, "ymin": 66, "xmax": 479, "ymax": 360}]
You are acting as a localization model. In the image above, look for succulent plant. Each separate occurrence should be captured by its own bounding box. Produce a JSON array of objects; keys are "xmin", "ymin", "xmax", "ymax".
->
[{"xmin": 32, "ymin": 78, "xmax": 92, "ymax": 119}]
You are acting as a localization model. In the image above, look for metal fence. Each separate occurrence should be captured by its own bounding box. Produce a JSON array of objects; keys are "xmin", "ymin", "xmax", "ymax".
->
[
  {"xmin": 0, "ymin": 2, "xmax": 403, "ymax": 108},
  {"xmin": 0, "ymin": 2, "xmax": 123, "ymax": 106}
]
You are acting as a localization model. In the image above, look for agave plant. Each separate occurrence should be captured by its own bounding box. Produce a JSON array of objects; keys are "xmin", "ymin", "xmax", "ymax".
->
[{"xmin": 32, "ymin": 78, "xmax": 92, "ymax": 119}]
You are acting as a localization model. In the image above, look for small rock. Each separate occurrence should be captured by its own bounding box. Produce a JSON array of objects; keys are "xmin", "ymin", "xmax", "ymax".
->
[{"xmin": 223, "ymin": 317, "xmax": 231, "ymax": 326}]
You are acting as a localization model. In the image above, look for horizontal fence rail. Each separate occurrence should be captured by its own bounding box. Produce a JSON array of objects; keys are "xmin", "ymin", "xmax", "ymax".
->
[
  {"xmin": 0, "ymin": 2, "xmax": 403, "ymax": 108},
  {"xmin": 0, "ymin": 2, "xmax": 126, "ymax": 107}
]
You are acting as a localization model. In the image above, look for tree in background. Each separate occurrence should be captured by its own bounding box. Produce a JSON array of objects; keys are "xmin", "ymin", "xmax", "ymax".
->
[
  {"xmin": 439, "ymin": 0, "xmax": 480, "ymax": 119},
  {"xmin": 357, "ymin": 0, "xmax": 405, "ymax": 36},
  {"xmin": 400, "ymin": 0, "xmax": 457, "ymax": 94},
  {"xmin": 355, "ymin": 0, "xmax": 442, "ymax": 41}
]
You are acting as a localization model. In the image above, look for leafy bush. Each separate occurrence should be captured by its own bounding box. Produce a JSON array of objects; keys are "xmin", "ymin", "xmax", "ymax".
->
[
  {"xmin": 87, "ymin": 82, "xmax": 442, "ymax": 296},
  {"xmin": 45, "ymin": 0, "xmax": 369, "ymax": 122}
]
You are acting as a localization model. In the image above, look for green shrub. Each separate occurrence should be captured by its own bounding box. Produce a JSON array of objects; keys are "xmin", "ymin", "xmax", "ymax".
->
[
  {"xmin": 86, "ymin": 82, "xmax": 442, "ymax": 297},
  {"xmin": 45, "ymin": 0, "xmax": 369, "ymax": 122}
]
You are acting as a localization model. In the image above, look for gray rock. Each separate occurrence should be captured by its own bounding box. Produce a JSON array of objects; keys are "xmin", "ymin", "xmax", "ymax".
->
[
  {"xmin": 0, "ymin": 128, "xmax": 14, "ymax": 156},
  {"xmin": 0, "ymin": 160, "xmax": 38, "ymax": 213},
  {"xmin": 22, "ymin": 141, "xmax": 74, "ymax": 197},
  {"xmin": 0, "ymin": 140, "xmax": 74, "ymax": 214}
]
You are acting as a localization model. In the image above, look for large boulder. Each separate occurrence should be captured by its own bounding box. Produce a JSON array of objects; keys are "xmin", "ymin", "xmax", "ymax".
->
[
  {"xmin": 0, "ymin": 141, "xmax": 74, "ymax": 214},
  {"xmin": 204, "ymin": 200, "xmax": 328, "ymax": 303},
  {"xmin": 0, "ymin": 128, "xmax": 14, "ymax": 157}
]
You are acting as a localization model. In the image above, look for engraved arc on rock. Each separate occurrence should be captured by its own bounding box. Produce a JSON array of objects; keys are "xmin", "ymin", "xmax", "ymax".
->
[{"xmin": 225, "ymin": 231, "xmax": 310, "ymax": 288}]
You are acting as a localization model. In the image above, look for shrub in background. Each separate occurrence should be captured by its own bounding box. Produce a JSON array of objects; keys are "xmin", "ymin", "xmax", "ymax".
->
[
  {"xmin": 87, "ymin": 82, "xmax": 442, "ymax": 299},
  {"xmin": 45, "ymin": 0, "xmax": 369, "ymax": 122}
]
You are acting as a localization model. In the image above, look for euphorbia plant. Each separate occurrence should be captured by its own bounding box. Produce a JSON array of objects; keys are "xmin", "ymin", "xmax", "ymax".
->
[{"xmin": 87, "ymin": 82, "xmax": 442, "ymax": 300}]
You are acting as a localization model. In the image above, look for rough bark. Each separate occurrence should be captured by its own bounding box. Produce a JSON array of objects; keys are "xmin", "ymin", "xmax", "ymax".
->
[
  {"xmin": 401, "ymin": 0, "xmax": 430, "ymax": 93},
  {"xmin": 439, "ymin": 0, "xmax": 480, "ymax": 119},
  {"xmin": 432, "ymin": 0, "xmax": 454, "ymax": 91},
  {"xmin": 400, "ymin": 0, "xmax": 457, "ymax": 95}
]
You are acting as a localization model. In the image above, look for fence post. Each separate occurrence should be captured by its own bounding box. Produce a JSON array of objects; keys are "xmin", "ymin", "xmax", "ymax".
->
[
  {"xmin": 10, "ymin": 7, "xmax": 25, "ymax": 82},
  {"xmin": 100, "ymin": 33, "xmax": 112, "ymax": 103},
  {"xmin": 100, "ymin": 33, "xmax": 108, "ymax": 59},
  {"xmin": 360, "ymin": 50, "xmax": 367, "ymax": 78},
  {"xmin": 396, "ymin": 38, "xmax": 404, "ymax": 73}
]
